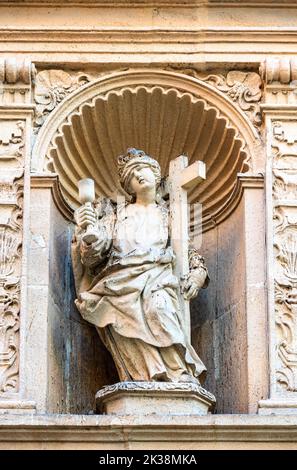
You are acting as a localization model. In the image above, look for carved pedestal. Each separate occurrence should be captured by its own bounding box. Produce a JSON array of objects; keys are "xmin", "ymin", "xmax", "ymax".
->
[{"xmin": 96, "ymin": 382, "xmax": 216, "ymax": 416}]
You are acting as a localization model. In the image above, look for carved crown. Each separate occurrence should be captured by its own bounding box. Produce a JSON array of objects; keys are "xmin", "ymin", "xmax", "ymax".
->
[{"xmin": 118, "ymin": 148, "xmax": 157, "ymax": 179}]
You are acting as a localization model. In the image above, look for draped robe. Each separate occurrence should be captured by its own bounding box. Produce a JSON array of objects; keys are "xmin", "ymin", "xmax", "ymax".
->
[{"xmin": 72, "ymin": 201, "xmax": 206, "ymax": 383}]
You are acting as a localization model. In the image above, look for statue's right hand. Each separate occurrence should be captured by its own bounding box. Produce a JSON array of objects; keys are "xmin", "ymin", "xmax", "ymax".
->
[{"xmin": 75, "ymin": 204, "xmax": 97, "ymax": 229}]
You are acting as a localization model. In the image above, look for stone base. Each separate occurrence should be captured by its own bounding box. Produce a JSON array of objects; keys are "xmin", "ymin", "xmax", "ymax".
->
[
  {"xmin": 1, "ymin": 414, "xmax": 297, "ymax": 449},
  {"xmin": 258, "ymin": 399, "xmax": 297, "ymax": 415},
  {"xmin": 0, "ymin": 400, "xmax": 36, "ymax": 414},
  {"xmin": 96, "ymin": 381, "xmax": 216, "ymax": 416}
]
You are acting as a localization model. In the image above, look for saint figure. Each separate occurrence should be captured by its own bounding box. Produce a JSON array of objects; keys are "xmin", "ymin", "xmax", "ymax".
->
[{"xmin": 72, "ymin": 148, "xmax": 209, "ymax": 384}]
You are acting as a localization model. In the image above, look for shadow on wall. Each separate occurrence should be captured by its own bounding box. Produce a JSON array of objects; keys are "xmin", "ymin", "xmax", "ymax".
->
[
  {"xmin": 48, "ymin": 203, "xmax": 118, "ymax": 414},
  {"xmin": 191, "ymin": 197, "xmax": 248, "ymax": 414}
]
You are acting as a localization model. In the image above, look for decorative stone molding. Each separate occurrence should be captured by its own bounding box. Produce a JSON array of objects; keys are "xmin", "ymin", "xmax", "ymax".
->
[
  {"xmin": 1, "ymin": 413, "xmax": 297, "ymax": 449},
  {"xmin": 30, "ymin": 174, "xmax": 73, "ymax": 222},
  {"xmin": 0, "ymin": 58, "xmax": 34, "ymax": 85},
  {"xmin": 34, "ymin": 67, "xmax": 263, "ymax": 133},
  {"xmin": 0, "ymin": 59, "xmax": 36, "ymax": 106},
  {"xmin": 260, "ymin": 58, "xmax": 297, "ymax": 85},
  {"xmin": 96, "ymin": 381, "xmax": 216, "ymax": 416},
  {"xmin": 259, "ymin": 62, "xmax": 297, "ymax": 412},
  {"xmin": 0, "ymin": 58, "xmax": 35, "ymax": 412},
  {"xmin": 97, "ymin": 381, "xmax": 214, "ymax": 397},
  {"xmin": 270, "ymin": 121, "xmax": 297, "ymax": 393},
  {"xmin": 260, "ymin": 58, "xmax": 297, "ymax": 106},
  {"xmin": 0, "ymin": 124, "xmax": 25, "ymax": 394},
  {"xmin": 0, "ymin": 121, "xmax": 25, "ymax": 170},
  {"xmin": 168, "ymin": 67, "xmax": 263, "ymax": 128},
  {"xmin": 34, "ymin": 69, "xmax": 99, "ymax": 132}
]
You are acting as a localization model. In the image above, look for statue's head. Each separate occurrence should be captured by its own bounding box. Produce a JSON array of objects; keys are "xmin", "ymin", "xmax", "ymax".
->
[{"xmin": 118, "ymin": 148, "xmax": 161, "ymax": 196}]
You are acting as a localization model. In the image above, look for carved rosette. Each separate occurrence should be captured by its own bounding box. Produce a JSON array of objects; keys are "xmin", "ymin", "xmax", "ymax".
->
[
  {"xmin": 0, "ymin": 121, "xmax": 25, "ymax": 394},
  {"xmin": 272, "ymin": 121, "xmax": 297, "ymax": 392}
]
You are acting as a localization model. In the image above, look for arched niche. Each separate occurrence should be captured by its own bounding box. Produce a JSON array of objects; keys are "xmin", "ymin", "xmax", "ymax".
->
[
  {"xmin": 30, "ymin": 69, "xmax": 267, "ymax": 414},
  {"xmin": 33, "ymin": 69, "xmax": 263, "ymax": 229}
]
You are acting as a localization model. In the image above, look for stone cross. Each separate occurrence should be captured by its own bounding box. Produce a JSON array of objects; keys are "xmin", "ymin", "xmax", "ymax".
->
[{"xmin": 167, "ymin": 155, "xmax": 206, "ymax": 340}]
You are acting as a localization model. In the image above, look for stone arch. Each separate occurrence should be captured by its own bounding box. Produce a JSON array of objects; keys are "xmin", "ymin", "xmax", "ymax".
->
[{"xmin": 32, "ymin": 69, "xmax": 263, "ymax": 230}]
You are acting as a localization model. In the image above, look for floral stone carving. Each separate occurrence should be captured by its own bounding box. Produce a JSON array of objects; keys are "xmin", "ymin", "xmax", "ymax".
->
[
  {"xmin": 0, "ymin": 179, "xmax": 23, "ymax": 394},
  {"xmin": 0, "ymin": 119, "xmax": 25, "ymax": 394},
  {"xmin": 168, "ymin": 67, "xmax": 262, "ymax": 128},
  {"xmin": 272, "ymin": 121, "xmax": 297, "ymax": 392},
  {"xmin": 34, "ymin": 69, "xmax": 96, "ymax": 132}
]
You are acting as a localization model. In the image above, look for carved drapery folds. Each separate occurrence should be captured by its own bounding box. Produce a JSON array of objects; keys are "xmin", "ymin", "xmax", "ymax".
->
[{"xmin": 0, "ymin": 121, "xmax": 24, "ymax": 394}]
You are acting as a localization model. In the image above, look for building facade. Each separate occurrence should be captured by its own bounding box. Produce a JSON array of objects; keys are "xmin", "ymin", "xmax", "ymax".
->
[{"xmin": 1, "ymin": 0, "xmax": 297, "ymax": 449}]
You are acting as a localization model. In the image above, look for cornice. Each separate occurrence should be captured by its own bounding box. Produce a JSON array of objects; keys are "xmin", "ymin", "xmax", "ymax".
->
[
  {"xmin": 202, "ymin": 173, "xmax": 264, "ymax": 232},
  {"xmin": 1, "ymin": 1, "xmax": 297, "ymax": 7},
  {"xmin": 30, "ymin": 174, "xmax": 74, "ymax": 222},
  {"xmin": 1, "ymin": 29, "xmax": 297, "ymax": 66},
  {"xmin": 2, "ymin": 27, "xmax": 297, "ymax": 39},
  {"xmin": 0, "ymin": 414, "xmax": 297, "ymax": 449}
]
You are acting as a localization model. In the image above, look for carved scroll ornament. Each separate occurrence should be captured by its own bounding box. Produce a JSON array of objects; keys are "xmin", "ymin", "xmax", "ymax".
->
[
  {"xmin": 34, "ymin": 69, "xmax": 99, "ymax": 131},
  {"xmin": 167, "ymin": 67, "xmax": 262, "ymax": 127},
  {"xmin": 272, "ymin": 121, "xmax": 297, "ymax": 392},
  {"xmin": 0, "ymin": 121, "xmax": 25, "ymax": 394}
]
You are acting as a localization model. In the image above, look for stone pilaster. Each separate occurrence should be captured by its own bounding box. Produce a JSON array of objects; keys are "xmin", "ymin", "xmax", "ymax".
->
[
  {"xmin": 0, "ymin": 58, "xmax": 36, "ymax": 413},
  {"xmin": 259, "ymin": 58, "xmax": 297, "ymax": 414}
]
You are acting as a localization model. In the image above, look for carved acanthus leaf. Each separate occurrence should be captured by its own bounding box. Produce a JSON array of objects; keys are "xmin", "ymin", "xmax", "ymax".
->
[
  {"xmin": 0, "ymin": 276, "xmax": 19, "ymax": 393},
  {"xmin": 0, "ymin": 121, "xmax": 24, "ymax": 167},
  {"xmin": 0, "ymin": 223, "xmax": 21, "ymax": 393},
  {"xmin": 167, "ymin": 67, "xmax": 262, "ymax": 127},
  {"xmin": 97, "ymin": 381, "xmax": 216, "ymax": 404},
  {"xmin": 0, "ymin": 177, "xmax": 22, "ymax": 394},
  {"xmin": 272, "ymin": 119, "xmax": 297, "ymax": 392},
  {"xmin": 0, "ymin": 120, "xmax": 24, "ymax": 395},
  {"xmin": 34, "ymin": 69, "xmax": 98, "ymax": 132},
  {"xmin": 273, "ymin": 169, "xmax": 297, "ymax": 201}
]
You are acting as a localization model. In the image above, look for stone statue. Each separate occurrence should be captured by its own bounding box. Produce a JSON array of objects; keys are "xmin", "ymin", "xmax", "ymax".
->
[{"xmin": 71, "ymin": 148, "xmax": 209, "ymax": 387}]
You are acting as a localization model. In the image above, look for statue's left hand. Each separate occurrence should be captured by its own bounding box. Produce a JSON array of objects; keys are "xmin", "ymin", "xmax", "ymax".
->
[{"xmin": 181, "ymin": 267, "xmax": 208, "ymax": 300}]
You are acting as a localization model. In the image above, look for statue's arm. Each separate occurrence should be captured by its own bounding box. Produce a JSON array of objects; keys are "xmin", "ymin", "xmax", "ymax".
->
[
  {"xmin": 79, "ymin": 233, "xmax": 110, "ymax": 268},
  {"xmin": 74, "ymin": 202, "xmax": 114, "ymax": 268},
  {"xmin": 181, "ymin": 247, "xmax": 209, "ymax": 301}
]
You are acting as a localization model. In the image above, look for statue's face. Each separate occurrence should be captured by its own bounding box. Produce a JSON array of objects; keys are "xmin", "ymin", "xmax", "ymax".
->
[{"xmin": 129, "ymin": 165, "xmax": 156, "ymax": 194}]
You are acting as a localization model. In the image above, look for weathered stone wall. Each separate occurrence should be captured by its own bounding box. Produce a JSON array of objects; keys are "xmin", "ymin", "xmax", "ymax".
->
[
  {"xmin": 1, "ymin": 0, "xmax": 296, "ymax": 425},
  {"xmin": 192, "ymin": 178, "xmax": 267, "ymax": 414},
  {"xmin": 192, "ymin": 199, "xmax": 247, "ymax": 413},
  {"xmin": 47, "ymin": 202, "xmax": 118, "ymax": 414},
  {"xmin": 28, "ymin": 185, "xmax": 118, "ymax": 414}
]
